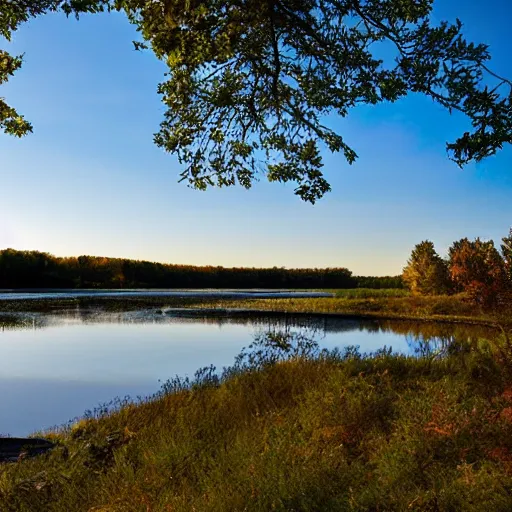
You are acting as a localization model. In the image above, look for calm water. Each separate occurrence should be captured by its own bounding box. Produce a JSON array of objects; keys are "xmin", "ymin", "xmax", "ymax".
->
[
  {"xmin": 0, "ymin": 309, "xmax": 494, "ymax": 436},
  {"xmin": 0, "ymin": 289, "xmax": 332, "ymax": 300}
]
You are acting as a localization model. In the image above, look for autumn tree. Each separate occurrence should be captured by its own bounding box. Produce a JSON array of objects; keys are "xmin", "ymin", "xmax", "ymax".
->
[
  {"xmin": 448, "ymin": 237, "xmax": 508, "ymax": 306},
  {"xmin": 2, "ymin": 0, "xmax": 511, "ymax": 201},
  {"xmin": 402, "ymin": 240, "xmax": 451, "ymax": 295},
  {"xmin": 502, "ymin": 228, "xmax": 512, "ymax": 283}
]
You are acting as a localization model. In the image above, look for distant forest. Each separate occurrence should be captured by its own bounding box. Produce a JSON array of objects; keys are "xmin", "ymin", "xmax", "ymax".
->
[{"xmin": 0, "ymin": 249, "xmax": 402, "ymax": 289}]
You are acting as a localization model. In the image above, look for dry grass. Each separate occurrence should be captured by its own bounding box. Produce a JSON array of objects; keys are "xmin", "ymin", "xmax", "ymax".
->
[
  {"xmin": 334, "ymin": 288, "xmax": 410, "ymax": 299},
  {"xmin": 2, "ymin": 331, "xmax": 512, "ymax": 511},
  {"xmin": 196, "ymin": 293, "xmax": 509, "ymax": 326},
  {"xmin": 2, "ymin": 291, "xmax": 510, "ymax": 327}
]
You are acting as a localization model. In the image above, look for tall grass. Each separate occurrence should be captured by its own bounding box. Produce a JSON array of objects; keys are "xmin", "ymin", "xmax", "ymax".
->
[
  {"xmin": 334, "ymin": 287, "xmax": 410, "ymax": 299},
  {"xmin": 2, "ymin": 330, "xmax": 512, "ymax": 511},
  {"xmin": 3, "ymin": 293, "xmax": 511, "ymax": 329},
  {"xmin": 195, "ymin": 293, "xmax": 503, "ymax": 325}
]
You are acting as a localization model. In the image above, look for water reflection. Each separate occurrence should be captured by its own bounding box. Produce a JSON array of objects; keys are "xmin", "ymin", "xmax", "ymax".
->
[{"xmin": 0, "ymin": 308, "xmax": 497, "ymax": 436}]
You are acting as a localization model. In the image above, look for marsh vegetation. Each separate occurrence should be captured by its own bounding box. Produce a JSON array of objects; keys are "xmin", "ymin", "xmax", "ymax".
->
[{"xmin": 2, "ymin": 326, "xmax": 512, "ymax": 511}]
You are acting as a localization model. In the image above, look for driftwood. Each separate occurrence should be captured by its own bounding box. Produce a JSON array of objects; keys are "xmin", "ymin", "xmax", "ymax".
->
[{"xmin": 0, "ymin": 438, "xmax": 55, "ymax": 463}]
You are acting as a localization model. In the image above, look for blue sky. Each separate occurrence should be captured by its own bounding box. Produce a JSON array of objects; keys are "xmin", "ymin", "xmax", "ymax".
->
[{"xmin": 1, "ymin": 0, "xmax": 511, "ymax": 275}]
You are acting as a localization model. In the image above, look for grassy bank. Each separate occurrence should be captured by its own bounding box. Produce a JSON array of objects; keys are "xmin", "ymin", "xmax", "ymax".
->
[
  {"xmin": 334, "ymin": 288, "xmax": 410, "ymax": 299},
  {"xmin": 0, "ymin": 291, "xmax": 507, "ymax": 326},
  {"xmin": 2, "ymin": 332, "xmax": 512, "ymax": 511},
  {"xmin": 194, "ymin": 294, "xmax": 510, "ymax": 327}
]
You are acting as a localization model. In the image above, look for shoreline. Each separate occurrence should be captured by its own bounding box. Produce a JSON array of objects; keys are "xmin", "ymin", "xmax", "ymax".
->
[
  {"xmin": 2, "ymin": 330, "xmax": 511, "ymax": 509},
  {"xmin": 0, "ymin": 293, "xmax": 508, "ymax": 328}
]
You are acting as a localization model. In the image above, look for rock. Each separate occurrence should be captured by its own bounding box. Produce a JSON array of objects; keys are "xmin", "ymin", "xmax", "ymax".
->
[{"xmin": 0, "ymin": 437, "xmax": 55, "ymax": 463}]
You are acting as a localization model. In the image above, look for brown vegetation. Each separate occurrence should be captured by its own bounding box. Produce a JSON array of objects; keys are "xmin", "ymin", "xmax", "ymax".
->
[
  {"xmin": 2, "ymin": 331, "xmax": 512, "ymax": 511},
  {"xmin": 402, "ymin": 229, "xmax": 512, "ymax": 308}
]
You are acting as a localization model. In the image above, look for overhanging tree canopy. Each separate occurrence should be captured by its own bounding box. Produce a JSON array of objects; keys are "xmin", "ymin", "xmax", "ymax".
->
[
  {"xmin": 2, "ymin": 0, "xmax": 511, "ymax": 201},
  {"xmin": 0, "ymin": 0, "xmax": 106, "ymax": 135}
]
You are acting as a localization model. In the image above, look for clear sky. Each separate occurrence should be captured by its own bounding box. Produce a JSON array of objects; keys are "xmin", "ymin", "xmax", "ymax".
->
[{"xmin": 1, "ymin": 0, "xmax": 511, "ymax": 275}]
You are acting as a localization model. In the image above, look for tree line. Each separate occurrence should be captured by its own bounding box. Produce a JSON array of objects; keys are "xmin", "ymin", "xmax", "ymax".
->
[
  {"xmin": 402, "ymin": 228, "xmax": 512, "ymax": 306},
  {"xmin": 352, "ymin": 275, "xmax": 404, "ymax": 289},
  {"xmin": 0, "ymin": 249, "xmax": 401, "ymax": 289},
  {"xmin": 0, "ymin": 249, "xmax": 403, "ymax": 289}
]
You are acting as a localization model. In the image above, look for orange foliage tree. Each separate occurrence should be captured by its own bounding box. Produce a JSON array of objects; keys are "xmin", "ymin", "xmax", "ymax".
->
[
  {"xmin": 502, "ymin": 229, "xmax": 512, "ymax": 283},
  {"xmin": 448, "ymin": 238, "xmax": 508, "ymax": 306}
]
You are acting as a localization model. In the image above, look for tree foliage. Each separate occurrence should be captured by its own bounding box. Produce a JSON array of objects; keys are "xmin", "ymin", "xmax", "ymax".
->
[
  {"xmin": 354, "ymin": 275, "xmax": 403, "ymax": 289},
  {"xmin": 0, "ymin": 0, "xmax": 107, "ymax": 135},
  {"xmin": 0, "ymin": 248, "xmax": 356, "ymax": 288},
  {"xmin": 1, "ymin": 0, "xmax": 511, "ymax": 201},
  {"xmin": 402, "ymin": 240, "xmax": 451, "ymax": 295},
  {"xmin": 502, "ymin": 228, "xmax": 512, "ymax": 282},
  {"xmin": 448, "ymin": 237, "xmax": 508, "ymax": 306}
]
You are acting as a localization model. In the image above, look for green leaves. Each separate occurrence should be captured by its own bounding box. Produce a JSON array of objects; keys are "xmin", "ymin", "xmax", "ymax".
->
[
  {"xmin": 131, "ymin": 0, "xmax": 511, "ymax": 202},
  {"xmin": 0, "ymin": 50, "xmax": 32, "ymax": 136},
  {"xmin": 0, "ymin": 99, "xmax": 33, "ymax": 137},
  {"xmin": 0, "ymin": 0, "xmax": 111, "ymax": 137},
  {"xmin": 1, "ymin": 0, "xmax": 511, "ymax": 201},
  {"xmin": 1, "ymin": 2, "xmax": 55, "ymax": 136},
  {"xmin": 402, "ymin": 240, "xmax": 451, "ymax": 295}
]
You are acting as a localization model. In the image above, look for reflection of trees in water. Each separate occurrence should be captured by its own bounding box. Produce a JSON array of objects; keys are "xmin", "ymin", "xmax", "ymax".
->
[
  {"xmin": 0, "ymin": 309, "xmax": 499, "ymax": 360},
  {"xmin": 251, "ymin": 319, "xmax": 326, "ymax": 363},
  {"xmin": 243, "ymin": 317, "xmax": 499, "ymax": 362},
  {"xmin": 377, "ymin": 320, "xmax": 498, "ymax": 358},
  {"xmin": 0, "ymin": 309, "xmax": 382, "ymax": 332},
  {"xmin": 0, "ymin": 313, "xmax": 48, "ymax": 331},
  {"xmin": 181, "ymin": 315, "xmax": 381, "ymax": 334},
  {"xmin": 231, "ymin": 328, "xmax": 324, "ymax": 373},
  {"xmin": 0, "ymin": 310, "xmax": 376, "ymax": 332},
  {"xmin": 237, "ymin": 321, "xmax": 499, "ymax": 369}
]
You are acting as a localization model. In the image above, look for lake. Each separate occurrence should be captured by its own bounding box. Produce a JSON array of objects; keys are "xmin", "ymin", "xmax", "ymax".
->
[
  {"xmin": 0, "ymin": 289, "xmax": 332, "ymax": 300},
  {"xmin": 0, "ymin": 306, "xmax": 494, "ymax": 436}
]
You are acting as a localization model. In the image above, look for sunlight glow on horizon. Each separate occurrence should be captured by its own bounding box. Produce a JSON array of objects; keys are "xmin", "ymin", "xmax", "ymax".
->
[{"xmin": 1, "ymin": 1, "xmax": 511, "ymax": 276}]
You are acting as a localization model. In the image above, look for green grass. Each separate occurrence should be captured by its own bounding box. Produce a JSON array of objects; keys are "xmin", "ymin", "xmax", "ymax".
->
[
  {"xmin": 334, "ymin": 288, "xmax": 410, "ymax": 299},
  {"xmin": 2, "ymin": 331, "xmax": 512, "ymax": 511}
]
